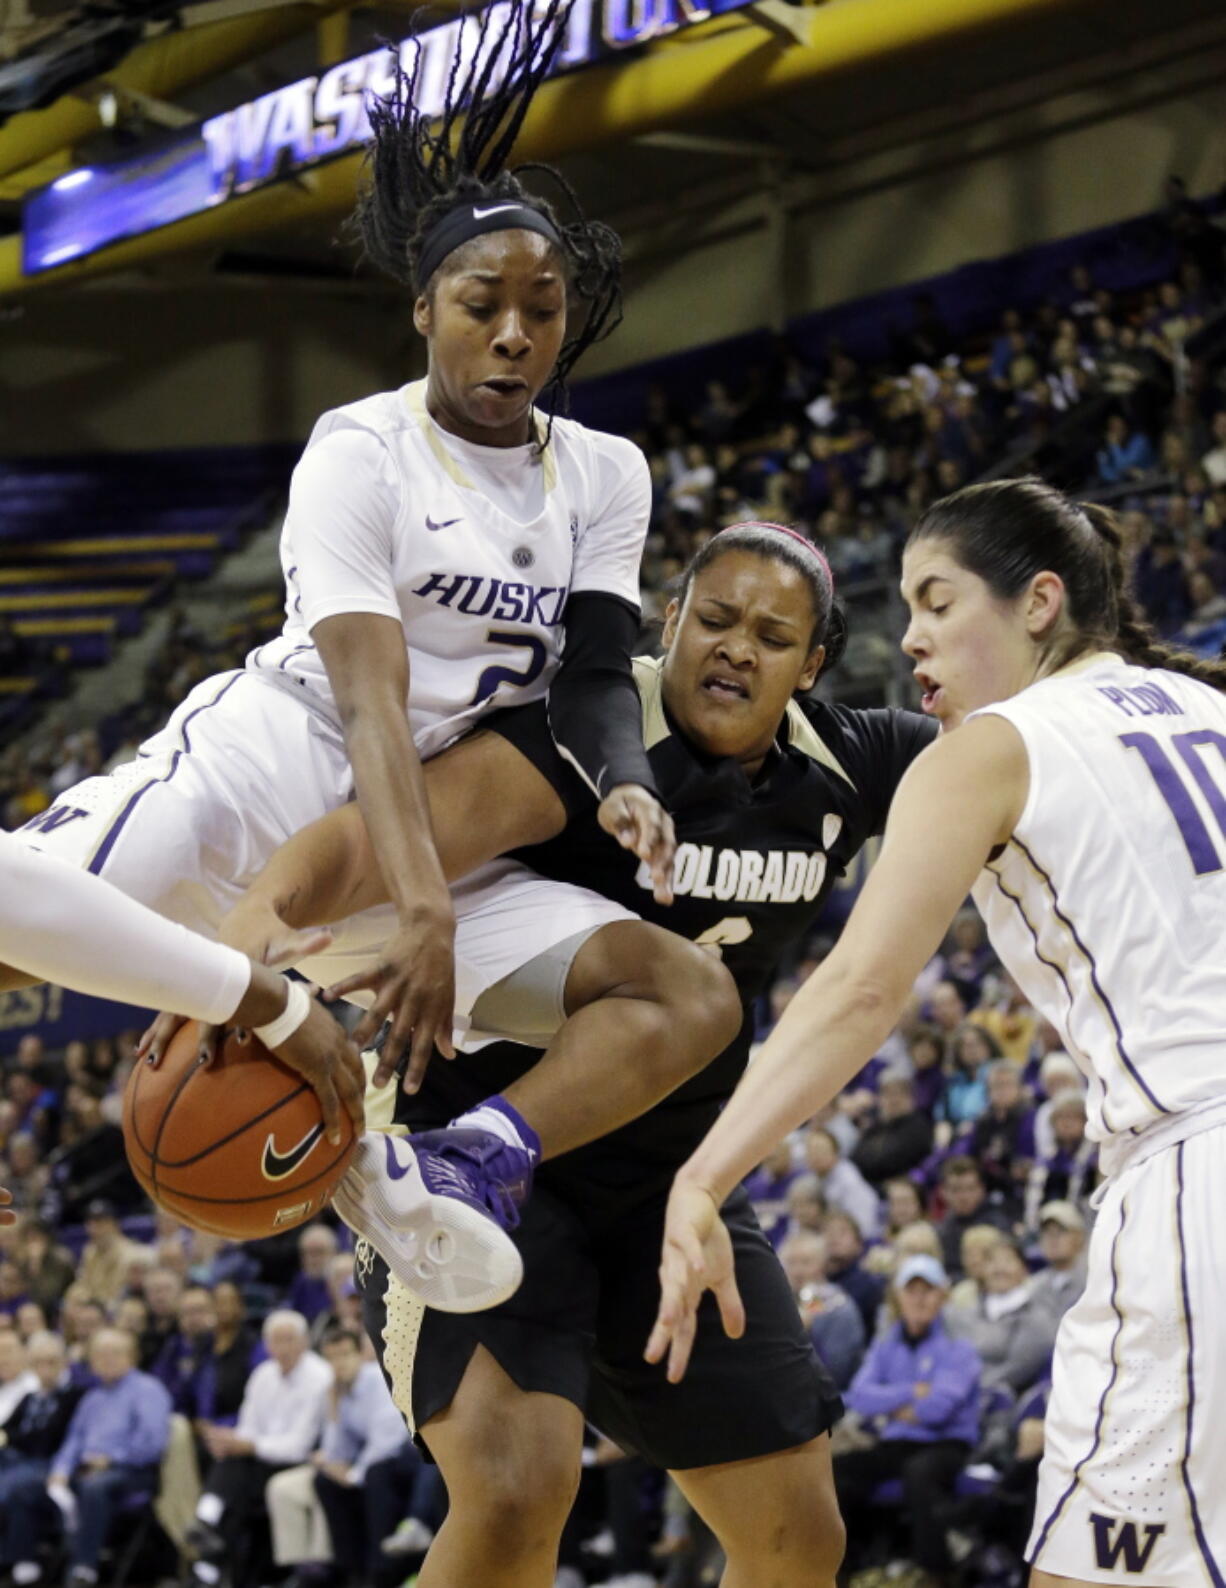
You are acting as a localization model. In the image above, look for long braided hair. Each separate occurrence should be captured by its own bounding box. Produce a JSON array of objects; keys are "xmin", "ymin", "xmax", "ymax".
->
[
  {"xmin": 908, "ymin": 477, "xmax": 1226, "ymax": 691},
  {"xmin": 353, "ymin": 0, "xmax": 622, "ymax": 426}
]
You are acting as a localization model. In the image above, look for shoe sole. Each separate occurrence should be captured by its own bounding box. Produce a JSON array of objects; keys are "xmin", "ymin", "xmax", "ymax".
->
[{"xmin": 332, "ymin": 1136, "xmax": 523, "ymax": 1313}]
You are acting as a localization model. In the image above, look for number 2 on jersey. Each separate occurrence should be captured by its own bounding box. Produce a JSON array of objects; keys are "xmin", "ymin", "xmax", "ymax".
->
[
  {"xmin": 1121, "ymin": 729, "xmax": 1226, "ymax": 875},
  {"xmin": 470, "ymin": 630, "xmax": 549, "ymax": 706}
]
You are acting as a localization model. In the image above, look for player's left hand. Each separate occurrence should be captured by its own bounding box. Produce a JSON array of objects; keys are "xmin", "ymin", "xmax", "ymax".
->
[
  {"xmin": 0, "ymin": 1188, "xmax": 14, "ymax": 1227},
  {"xmin": 644, "ymin": 1178, "xmax": 744, "ymax": 1384},
  {"xmin": 599, "ymin": 785, "xmax": 676, "ymax": 905}
]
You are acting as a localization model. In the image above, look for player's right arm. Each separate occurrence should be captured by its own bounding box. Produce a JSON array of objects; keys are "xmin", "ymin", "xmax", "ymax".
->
[{"xmin": 0, "ymin": 833, "xmax": 364, "ymax": 1143}]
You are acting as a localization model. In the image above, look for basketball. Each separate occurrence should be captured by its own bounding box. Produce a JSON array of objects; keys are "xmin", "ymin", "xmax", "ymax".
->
[{"xmin": 123, "ymin": 1021, "xmax": 358, "ymax": 1241}]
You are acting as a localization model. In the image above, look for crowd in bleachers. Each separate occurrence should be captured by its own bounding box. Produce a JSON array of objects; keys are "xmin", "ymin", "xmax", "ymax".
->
[{"xmin": 2, "ymin": 187, "xmax": 1226, "ymax": 1587}]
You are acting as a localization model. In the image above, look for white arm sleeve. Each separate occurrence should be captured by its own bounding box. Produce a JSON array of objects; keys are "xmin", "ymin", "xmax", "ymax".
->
[
  {"xmin": 286, "ymin": 426, "xmax": 404, "ymax": 633},
  {"xmin": 569, "ymin": 435, "xmax": 652, "ymax": 606},
  {"xmin": 0, "ymin": 834, "xmax": 251, "ymax": 1022}
]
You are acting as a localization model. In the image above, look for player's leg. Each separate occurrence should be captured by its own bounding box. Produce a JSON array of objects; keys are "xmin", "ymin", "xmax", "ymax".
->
[
  {"xmin": 487, "ymin": 915, "xmax": 742, "ymax": 1159},
  {"xmin": 1025, "ymin": 1131, "xmax": 1226, "ymax": 1588},
  {"xmin": 586, "ymin": 1186, "xmax": 845, "ymax": 1585},
  {"xmin": 416, "ymin": 1348, "xmax": 583, "ymax": 1588},
  {"xmin": 671, "ymin": 1436, "xmax": 844, "ymax": 1588},
  {"xmin": 355, "ymin": 1189, "xmax": 595, "ymax": 1588}
]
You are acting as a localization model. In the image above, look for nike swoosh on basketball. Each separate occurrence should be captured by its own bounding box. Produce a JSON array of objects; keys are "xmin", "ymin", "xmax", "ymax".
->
[
  {"xmin": 425, "ymin": 514, "xmax": 462, "ymax": 532},
  {"xmin": 262, "ymin": 1123, "xmax": 325, "ymax": 1181},
  {"xmin": 472, "ymin": 203, "xmax": 520, "ymax": 219}
]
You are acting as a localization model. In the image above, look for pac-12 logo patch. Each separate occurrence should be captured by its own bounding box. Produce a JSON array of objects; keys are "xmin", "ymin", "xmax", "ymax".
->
[{"xmin": 262, "ymin": 1122, "xmax": 325, "ymax": 1181}]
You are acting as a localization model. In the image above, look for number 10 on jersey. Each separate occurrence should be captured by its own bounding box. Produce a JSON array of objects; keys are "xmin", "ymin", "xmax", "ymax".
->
[{"xmin": 1121, "ymin": 729, "xmax": 1226, "ymax": 875}]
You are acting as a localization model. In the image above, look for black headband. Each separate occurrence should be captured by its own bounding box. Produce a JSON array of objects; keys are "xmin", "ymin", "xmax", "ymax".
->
[{"xmin": 414, "ymin": 201, "xmax": 564, "ymax": 294}]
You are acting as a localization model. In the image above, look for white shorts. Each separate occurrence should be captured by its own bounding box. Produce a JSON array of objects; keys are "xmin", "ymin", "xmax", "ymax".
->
[
  {"xmin": 1027, "ymin": 1122, "xmax": 1226, "ymax": 1586},
  {"xmin": 12, "ymin": 669, "xmax": 636, "ymax": 1043}
]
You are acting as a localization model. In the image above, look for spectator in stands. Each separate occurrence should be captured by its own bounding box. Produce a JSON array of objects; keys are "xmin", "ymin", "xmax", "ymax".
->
[
  {"xmin": 1, "ymin": 1136, "xmax": 47, "ymax": 1217},
  {"xmin": 50, "ymin": 1091, "xmax": 140, "ymax": 1223},
  {"xmin": 936, "ymin": 1158, "xmax": 1013, "ymax": 1278},
  {"xmin": 803, "ymin": 1126, "xmax": 879, "ymax": 1239},
  {"xmin": 1097, "ymin": 413, "xmax": 1156, "ymax": 483},
  {"xmin": 851, "ymin": 1070, "xmax": 934, "ymax": 1187},
  {"xmin": 307, "ymin": 1254, "xmax": 361, "ymax": 1346},
  {"xmin": 152, "ymin": 1284, "xmax": 215, "ymax": 1417},
  {"xmin": 884, "ymin": 1176, "xmax": 926, "ymax": 1237},
  {"xmin": 77, "ymin": 1202, "xmax": 148, "ymax": 1309},
  {"xmin": 1134, "ymin": 527, "xmax": 1193, "ymax": 634},
  {"xmin": 0, "ymin": 1329, "xmax": 36, "ymax": 1424},
  {"xmin": 1202, "ymin": 410, "xmax": 1226, "ymax": 488},
  {"xmin": 935, "ymin": 1025, "xmax": 996, "ymax": 1144},
  {"xmin": 13, "ymin": 1302, "xmax": 46, "ymax": 1342},
  {"xmin": 5, "ymin": 1075, "xmax": 54, "ymax": 1155},
  {"xmin": 198, "ymin": 1280, "xmax": 260, "ymax": 1428},
  {"xmin": 836, "ymin": 1255, "xmax": 981, "ymax": 1583},
  {"xmin": 12, "ymin": 1328, "xmax": 171, "ymax": 1588},
  {"xmin": 0, "ymin": 1331, "xmax": 83, "ymax": 1562},
  {"xmin": 967, "ymin": 1059, "xmax": 1035, "ymax": 1216},
  {"xmin": 824, "ymin": 1210, "xmax": 886, "ymax": 1337},
  {"xmin": 971, "ymin": 972, "xmax": 1037, "ymax": 1064},
  {"xmin": 1029, "ymin": 1201, "xmax": 1089, "ymax": 1320},
  {"xmin": 778, "ymin": 1230, "xmax": 865, "ymax": 1390},
  {"xmin": 942, "ymin": 909, "xmax": 995, "ymax": 1006},
  {"xmin": 906, "ymin": 1025, "xmax": 946, "ymax": 1116},
  {"xmin": 926, "ymin": 980, "xmax": 967, "ymax": 1052},
  {"xmin": 138, "ymin": 1266, "xmax": 183, "ymax": 1371},
  {"xmin": 1024, "ymin": 1090, "xmax": 1098, "ymax": 1232},
  {"xmin": 947, "ymin": 1238, "xmax": 1059, "ymax": 1394},
  {"xmin": 783, "ymin": 1172, "xmax": 826, "ymax": 1237},
  {"xmin": 1032, "ymin": 1049, "xmax": 1083, "ymax": 1159},
  {"xmin": 189, "ymin": 1309, "xmax": 331, "ymax": 1588},
  {"xmin": 947, "ymin": 1225, "xmax": 1008, "ymax": 1313},
  {"xmin": 288, "ymin": 1226, "xmax": 339, "ymax": 1326},
  {"xmin": 310, "ymin": 1326, "xmax": 413, "ymax": 1587},
  {"xmin": 743, "ymin": 1140, "xmax": 800, "ymax": 1248}
]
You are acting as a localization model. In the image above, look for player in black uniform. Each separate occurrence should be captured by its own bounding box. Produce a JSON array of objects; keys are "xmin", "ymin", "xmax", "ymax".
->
[{"xmin": 228, "ymin": 522, "xmax": 933, "ymax": 1585}]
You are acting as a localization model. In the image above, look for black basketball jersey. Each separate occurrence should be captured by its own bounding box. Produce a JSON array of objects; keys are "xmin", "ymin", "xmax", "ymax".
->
[{"xmin": 399, "ymin": 657, "xmax": 935, "ymax": 1173}]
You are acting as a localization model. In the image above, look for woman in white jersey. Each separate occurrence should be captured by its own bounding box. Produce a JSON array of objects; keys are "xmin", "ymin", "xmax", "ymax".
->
[
  {"xmin": 651, "ymin": 477, "xmax": 1226, "ymax": 1588},
  {"xmin": 2, "ymin": 0, "xmax": 741, "ymax": 1310}
]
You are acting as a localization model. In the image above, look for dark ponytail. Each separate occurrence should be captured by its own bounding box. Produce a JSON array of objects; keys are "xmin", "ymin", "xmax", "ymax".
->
[
  {"xmin": 675, "ymin": 520, "xmax": 847, "ymax": 680},
  {"xmin": 908, "ymin": 477, "xmax": 1226, "ymax": 694},
  {"xmin": 1079, "ymin": 503, "xmax": 1226, "ymax": 692}
]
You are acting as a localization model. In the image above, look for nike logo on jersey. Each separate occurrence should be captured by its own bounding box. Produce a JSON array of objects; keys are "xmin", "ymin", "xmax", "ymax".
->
[
  {"xmin": 472, "ymin": 202, "xmax": 521, "ymax": 219},
  {"xmin": 261, "ymin": 1123, "xmax": 325, "ymax": 1181},
  {"xmin": 425, "ymin": 514, "xmax": 461, "ymax": 532}
]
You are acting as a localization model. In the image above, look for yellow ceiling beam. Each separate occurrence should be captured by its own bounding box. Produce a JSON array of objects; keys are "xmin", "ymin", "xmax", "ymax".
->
[
  {"xmin": 0, "ymin": 0, "xmax": 364, "ymax": 184},
  {"xmin": 0, "ymin": 0, "xmax": 1089, "ymax": 296}
]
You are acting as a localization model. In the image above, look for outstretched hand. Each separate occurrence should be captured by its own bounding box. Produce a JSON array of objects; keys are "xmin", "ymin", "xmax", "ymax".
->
[
  {"xmin": 599, "ymin": 785, "xmax": 676, "ymax": 905},
  {"xmin": 324, "ymin": 907, "xmax": 457, "ymax": 1093},
  {"xmin": 644, "ymin": 1179, "xmax": 745, "ymax": 1383}
]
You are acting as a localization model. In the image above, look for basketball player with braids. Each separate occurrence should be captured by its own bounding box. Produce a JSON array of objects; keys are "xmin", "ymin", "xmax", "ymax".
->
[
  {"xmin": 228, "ymin": 521, "xmax": 935, "ymax": 1587},
  {"xmin": 1, "ymin": 0, "xmax": 743, "ymax": 1313},
  {"xmin": 656, "ymin": 478, "xmax": 1226, "ymax": 1588}
]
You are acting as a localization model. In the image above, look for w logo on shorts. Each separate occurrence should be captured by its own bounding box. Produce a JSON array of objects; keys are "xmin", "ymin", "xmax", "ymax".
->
[
  {"xmin": 1090, "ymin": 1513, "xmax": 1166, "ymax": 1573},
  {"xmin": 21, "ymin": 805, "xmax": 87, "ymax": 835}
]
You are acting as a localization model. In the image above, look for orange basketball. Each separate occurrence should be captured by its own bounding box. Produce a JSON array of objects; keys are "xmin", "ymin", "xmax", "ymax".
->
[{"xmin": 123, "ymin": 1021, "xmax": 357, "ymax": 1240}]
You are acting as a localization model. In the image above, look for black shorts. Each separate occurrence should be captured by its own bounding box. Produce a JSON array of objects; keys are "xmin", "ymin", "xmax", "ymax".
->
[{"xmin": 356, "ymin": 1180, "xmax": 841, "ymax": 1473}]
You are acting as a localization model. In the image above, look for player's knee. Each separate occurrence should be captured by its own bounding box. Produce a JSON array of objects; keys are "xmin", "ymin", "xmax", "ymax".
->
[
  {"xmin": 456, "ymin": 1438, "xmax": 579, "ymax": 1554},
  {"xmin": 723, "ymin": 1501, "xmax": 845, "ymax": 1585},
  {"xmin": 661, "ymin": 940, "xmax": 742, "ymax": 1055}
]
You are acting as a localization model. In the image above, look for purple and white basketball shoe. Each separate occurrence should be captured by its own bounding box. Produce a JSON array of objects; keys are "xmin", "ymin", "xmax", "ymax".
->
[{"xmin": 332, "ymin": 1128, "xmax": 533, "ymax": 1313}]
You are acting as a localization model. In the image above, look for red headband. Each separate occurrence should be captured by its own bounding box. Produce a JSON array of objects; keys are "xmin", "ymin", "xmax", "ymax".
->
[{"xmin": 733, "ymin": 520, "xmax": 835, "ymax": 592}]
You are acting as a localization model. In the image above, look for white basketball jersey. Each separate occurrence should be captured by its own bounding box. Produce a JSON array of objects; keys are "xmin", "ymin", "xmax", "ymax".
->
[
  {"xmin": 249, "ymin": 380, "xmax": 650, "ymax": 762},
  {"xmin": 970, "ymin": 654, "xmax": 1226, "ymax": 1170}
]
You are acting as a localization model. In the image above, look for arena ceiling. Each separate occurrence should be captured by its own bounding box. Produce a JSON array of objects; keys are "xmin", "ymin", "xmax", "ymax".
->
[{"xmin": 0, "ymin": 0, "xmax": 1222, "ymax": 296}]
